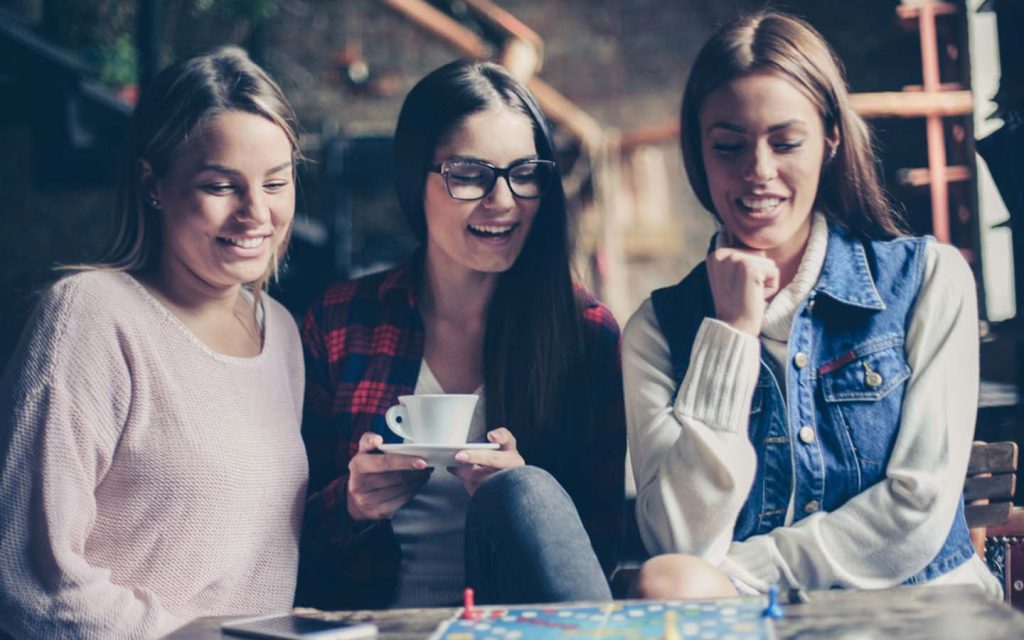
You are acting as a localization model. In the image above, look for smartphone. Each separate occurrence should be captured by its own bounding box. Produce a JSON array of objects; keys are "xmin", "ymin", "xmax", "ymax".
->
[{"xmin": 221, "ymin": 613, "xmax": 377, "ymax": 639}]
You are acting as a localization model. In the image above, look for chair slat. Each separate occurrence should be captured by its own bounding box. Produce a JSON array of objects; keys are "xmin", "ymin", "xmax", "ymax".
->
[
  {"xmin": 965, "ymin": 474, "xmax": 1017, "ymax": 502},
  {"xmin": 986, "ymin": 506, "xmax": 1024, "ymax": 538},
  {"xmin": 966, "ymin": 502, "xmax": 1013, "ymax": 528},
  {"xmin": 968, "ymin": 442, "xmax": 1019, "ymax": 476}
]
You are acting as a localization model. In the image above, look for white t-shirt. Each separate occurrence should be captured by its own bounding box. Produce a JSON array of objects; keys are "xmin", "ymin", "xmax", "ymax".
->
[{"xmin": 391, "ymin": 362, "xmax": 487, "ymax": 607}]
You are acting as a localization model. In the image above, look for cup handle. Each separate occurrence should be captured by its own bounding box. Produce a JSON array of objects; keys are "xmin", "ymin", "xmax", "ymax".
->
[{"xmin": 385, "ymin": 405, "xmax": 413, "ymax": 441}]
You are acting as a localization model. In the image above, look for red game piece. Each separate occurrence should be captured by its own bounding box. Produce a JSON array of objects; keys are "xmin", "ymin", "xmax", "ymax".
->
[{"xmin": 461, "ymin": 587, "xmax": 483, "ymax": 620}]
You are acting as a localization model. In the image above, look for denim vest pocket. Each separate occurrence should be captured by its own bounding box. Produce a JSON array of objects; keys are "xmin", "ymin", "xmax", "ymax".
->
[{"xmin": 819, "ymin": 335, "xmax": 911, "ymax": 475}]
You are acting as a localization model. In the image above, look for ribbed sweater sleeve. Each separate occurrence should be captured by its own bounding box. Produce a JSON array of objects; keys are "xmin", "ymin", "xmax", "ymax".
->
[{"xmin": 624, "ymin": 300, "xmax": 760, "ymax": 561}]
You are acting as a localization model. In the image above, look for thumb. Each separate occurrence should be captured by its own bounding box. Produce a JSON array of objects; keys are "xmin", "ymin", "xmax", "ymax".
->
[{"xmin": 357, "ymin": 431, "xmax": 383, "ymax": 453}]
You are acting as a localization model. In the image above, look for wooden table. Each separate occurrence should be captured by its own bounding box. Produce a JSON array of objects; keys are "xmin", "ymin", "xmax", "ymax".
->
[{"xmin": 165, "ymin": 585, "xmax": 1024, "ymax": 639}]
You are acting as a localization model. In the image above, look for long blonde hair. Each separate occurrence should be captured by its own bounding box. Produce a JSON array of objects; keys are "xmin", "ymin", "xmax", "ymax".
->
[
  {"xmin": 681, "ymin": 11, "xmax": 906, "ymax": 239},
  {"xmin": 74, "ymin": 46, "xmax": 300, "ymax": 297}
]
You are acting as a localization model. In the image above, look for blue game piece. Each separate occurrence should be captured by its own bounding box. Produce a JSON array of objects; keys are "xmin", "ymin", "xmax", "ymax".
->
[{"xmin": 763, "ymin": 584, "xmax": 784, "ymax": 619}]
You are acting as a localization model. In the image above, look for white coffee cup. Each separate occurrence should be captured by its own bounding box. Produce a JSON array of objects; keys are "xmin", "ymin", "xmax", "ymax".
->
[{"xmin": 385, "ymin": 394, "xmax": 480, "ymax": 445}]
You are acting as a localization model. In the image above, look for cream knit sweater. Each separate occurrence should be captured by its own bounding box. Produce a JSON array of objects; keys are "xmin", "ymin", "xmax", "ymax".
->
[{"xmin": 0, "ymin": 271, "xmax": 308, "ymax": 639}]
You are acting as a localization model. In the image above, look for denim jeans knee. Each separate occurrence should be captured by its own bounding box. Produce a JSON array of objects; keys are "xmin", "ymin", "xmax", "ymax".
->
[
  {"xmin": 465, "ymin": 465, "xmax": 610, "ymax": 604},
  {"xmin": 470, "ymin": 466, "xmax": 571, "ymax": 520}
]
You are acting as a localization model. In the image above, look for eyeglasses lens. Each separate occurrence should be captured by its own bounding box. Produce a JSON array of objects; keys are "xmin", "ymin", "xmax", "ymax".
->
[{"xmin": 445, "ymin": 160, "xmax": 552, "ymax": 200}]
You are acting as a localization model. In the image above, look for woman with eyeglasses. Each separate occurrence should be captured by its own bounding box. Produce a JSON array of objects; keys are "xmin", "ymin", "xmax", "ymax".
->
[{"xmin": 296, "ymin": 60, "xmax": 625, "ymax": 609}]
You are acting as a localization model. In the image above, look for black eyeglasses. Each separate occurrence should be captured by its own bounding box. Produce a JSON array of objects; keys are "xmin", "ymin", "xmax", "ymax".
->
[{"xmin": 428, "ymin": 157, "xmax": 557, "ymax": 201}]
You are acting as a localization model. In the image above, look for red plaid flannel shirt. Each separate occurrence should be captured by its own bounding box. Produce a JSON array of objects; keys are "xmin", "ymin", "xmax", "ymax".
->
[{"xmin": 296, "ymin": 257, "xmax": 625, "ymax": 609}]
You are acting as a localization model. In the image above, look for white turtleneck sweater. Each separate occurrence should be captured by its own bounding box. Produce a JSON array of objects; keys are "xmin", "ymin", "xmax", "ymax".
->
[
  {"xmin": 0, "ymin": 271, "xmax": 308, "ymax": 639},
  {"xmin": 624, "ymin": 213, "xmax": 1000, "ymax": 595}
]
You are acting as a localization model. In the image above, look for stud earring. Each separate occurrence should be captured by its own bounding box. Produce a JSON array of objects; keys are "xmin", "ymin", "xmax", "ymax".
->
[
  {"xmin": 825, "ymin": 145, "xmax": 838, "ymax": 164},
  {"xmin": 148, "ymin": 196, "xmax": 161, "ymax": 209}
]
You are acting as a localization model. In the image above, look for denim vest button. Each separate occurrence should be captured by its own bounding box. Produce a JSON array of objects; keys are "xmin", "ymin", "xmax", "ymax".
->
[
  {"xmin": 804, "ymin": 500, "xmax": 820, "ymax": 513},
  {"xmin": 794, "ymin": 352, "xmax": 809, "ymax": 368},
  {"xmin": 863, "ymin": 361, "xmax": 884, "ymax": 388},
  {"xmin": 799, "ymin": 426, "xmax": 816, "ymax": 444}
]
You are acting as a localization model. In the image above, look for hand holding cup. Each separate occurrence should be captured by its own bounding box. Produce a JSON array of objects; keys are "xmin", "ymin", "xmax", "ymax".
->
[
  {"xmin": 346, "ymin": 432, "xmax": 431, "ymax": 521},
  {"xmin": 449, "ymin": 427, "xmax": 525, "ymax": 497}
]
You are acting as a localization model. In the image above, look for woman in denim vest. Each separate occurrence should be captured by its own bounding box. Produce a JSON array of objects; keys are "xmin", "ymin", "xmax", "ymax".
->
[{"xmin": 623, "ymin": 11, "xmax": 1001, "ymax": 598}]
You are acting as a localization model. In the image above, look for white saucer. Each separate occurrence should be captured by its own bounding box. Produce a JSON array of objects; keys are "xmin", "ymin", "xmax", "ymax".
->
[{"xmin": 378, "ymin": 442, "xmax": 499, "ymax": 466}]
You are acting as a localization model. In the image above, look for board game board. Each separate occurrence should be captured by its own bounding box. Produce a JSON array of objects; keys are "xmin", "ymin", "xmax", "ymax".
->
[{"xmin": 430, "ymin": 597, "xmax": 775, "ymax": 640}]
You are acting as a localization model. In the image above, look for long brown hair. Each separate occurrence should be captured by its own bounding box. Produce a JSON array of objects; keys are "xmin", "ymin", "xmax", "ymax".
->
[{"xmin": 681, "ymin": 11, "xmax": 906, "ymax": 239}]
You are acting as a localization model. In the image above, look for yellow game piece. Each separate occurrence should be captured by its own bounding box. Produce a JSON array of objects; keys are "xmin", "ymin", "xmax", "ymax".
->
[{"xmin": 662, "ymin": 609, "xmax": 681, "ymax": 640}]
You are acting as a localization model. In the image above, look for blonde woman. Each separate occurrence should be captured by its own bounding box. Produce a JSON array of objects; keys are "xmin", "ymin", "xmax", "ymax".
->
[{"xmin": 0, "ymin": 48, "xmax": 307, "ymax": 638}]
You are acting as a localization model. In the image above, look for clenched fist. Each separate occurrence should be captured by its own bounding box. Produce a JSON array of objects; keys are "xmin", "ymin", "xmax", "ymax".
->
[{"xmin": 706, "ymin": 247, "xmax": 780, "ymax": 336}]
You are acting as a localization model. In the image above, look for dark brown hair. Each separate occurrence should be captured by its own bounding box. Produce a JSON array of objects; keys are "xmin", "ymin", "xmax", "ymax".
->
[{"xmin": 681, "ymin": 11, "xmax": 905, "ymax": 238}]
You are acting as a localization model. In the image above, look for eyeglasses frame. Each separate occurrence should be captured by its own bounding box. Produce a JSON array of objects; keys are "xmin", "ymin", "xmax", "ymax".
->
[{"xmin": 427, "ymin": 157, "xmax": 557, "ymax": 201}]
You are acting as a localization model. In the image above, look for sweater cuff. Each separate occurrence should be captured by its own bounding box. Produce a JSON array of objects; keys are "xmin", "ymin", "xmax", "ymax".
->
[
  {"xmin": 673, "ymin": 318, "xmax": 761, "ymax": 433},
  {"xmin": 721, "ymin": 539, "xmax": 782, "ymax": 592}
]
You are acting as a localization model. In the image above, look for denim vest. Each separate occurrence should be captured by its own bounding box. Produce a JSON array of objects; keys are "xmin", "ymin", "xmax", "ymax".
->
[{"xmin": 650, "ymin": 224, "xmax": 975, "ymax": 585}]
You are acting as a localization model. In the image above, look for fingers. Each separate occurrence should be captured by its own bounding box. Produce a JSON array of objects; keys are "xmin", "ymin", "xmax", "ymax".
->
[
  {"xmin": 351, "ymin": 468, "xmax": 430, "ymax": 493},
  {"xmin": 454, "ymin": 429, "xmax": 524, "ymax": 468},
  {"xmin": 357, "ymin": 431, "xmax": 383, "ymax": 454},
  {"xmin": 366, "ymin": 490, "xmax": 424, "ymax": 519},
  {"xmin": 349, "ymin": 449, "xmax": 427, "ymax": 475},
  {"xmin": 487, "ymin": 427, "xmax": 516, "ymax": 450},
  {"xmin": 454, "ymin": 449, "xmax": 514, "ymax": 468},
  {"xmin": 348, "ymin": 432, "xmax": 432, "ymax": 520},
  {"xmin": 448, "ymin": 429, "xmax": 524, "ymax": 497},
  {"xmin": 709, "ymin": 248, "xmax": 776, "ymax": 277},
  {"xmin": 707, "ymin": 248, "xmax": 778, "ymax": 336},
  {"xmin": 348, "ymin": 470, "xmax": 431, "ymax": 520}
]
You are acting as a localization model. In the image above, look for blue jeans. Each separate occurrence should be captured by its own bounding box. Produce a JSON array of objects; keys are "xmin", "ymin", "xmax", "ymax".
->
[{"xmin": 464, "ymin": 465, "xmax": 612, "ymax": 604}]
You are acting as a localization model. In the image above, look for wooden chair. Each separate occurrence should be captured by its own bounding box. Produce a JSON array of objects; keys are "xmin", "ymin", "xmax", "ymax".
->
[
  {"xmin": 966, "ymin": 441, "xmax": 1018, "ymax": 531},
  {"xmin": 969, "ymin": 441, "xmax": 1024, "ymax": 611}
]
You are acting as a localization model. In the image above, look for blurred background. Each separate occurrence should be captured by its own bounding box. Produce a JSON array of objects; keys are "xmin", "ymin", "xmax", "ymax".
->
[{"xmin": 1, "ymin": 0, "xmax": 1022, "ymax": 451}]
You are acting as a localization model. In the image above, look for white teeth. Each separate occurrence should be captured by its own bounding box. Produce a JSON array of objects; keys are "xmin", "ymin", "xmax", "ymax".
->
[
  {"xmin": 222, "ymin": 236, "xmax": 265, "ymax": 249},
  {"xmin": 740, "ymin": 197, "xmax": 782, "ymax": 211},
  {"xmin": 468, "ymin": 223, "xmax": 514, "ymax": 235}
]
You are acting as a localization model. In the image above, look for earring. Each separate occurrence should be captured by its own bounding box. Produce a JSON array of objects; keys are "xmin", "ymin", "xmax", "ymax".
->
[
  {"xmin": 825, "ymin": 145, "xmax": 838, "ymax": 164},
  {"xmin": 148, "ymin": 196, "xmax": 161, "ymax": 209}
]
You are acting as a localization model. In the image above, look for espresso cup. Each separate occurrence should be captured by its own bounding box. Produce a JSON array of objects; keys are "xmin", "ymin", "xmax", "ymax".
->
[{"xmin": 384, "ymin": 394, "xmax": 479, "ymax": 445}]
